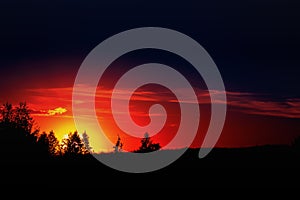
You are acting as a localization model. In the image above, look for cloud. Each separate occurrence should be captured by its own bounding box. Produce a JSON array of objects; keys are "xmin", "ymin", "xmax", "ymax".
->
[
  {"xmin": 228, "ymin": 97, "xmax": 300, "ymax": 118},
  {"xmin": 47, "ymin": 107, "xmax": 67, "ymax": 116},
  {"xmin": 26, "ymin": 87, "xmax": 300, "ymax": 119},
  {"xmin": 31, "ymin": 107, "xmax": 68, "ymax": 117},
  {"xmin": 183, "ymin": 90, "xmax": 300, "ymax": 118}
]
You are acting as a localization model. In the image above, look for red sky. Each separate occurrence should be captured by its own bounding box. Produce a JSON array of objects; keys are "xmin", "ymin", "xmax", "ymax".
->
[
  {"xmin": 1, "ymin": 59, "xmax": 300, "ymax": 153},
  {"xmin": 11, "ymin": 86, "xmax": 300, "ymax": 152}
]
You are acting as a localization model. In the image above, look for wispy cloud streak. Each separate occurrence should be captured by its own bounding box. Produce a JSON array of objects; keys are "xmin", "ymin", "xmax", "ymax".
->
[{"xmin": 25, "ymin": 87, "xmax": 300, "ymax": 119}]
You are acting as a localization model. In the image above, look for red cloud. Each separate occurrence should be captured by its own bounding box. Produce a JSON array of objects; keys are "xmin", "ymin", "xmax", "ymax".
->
[{"xmin": 25, "ymin": 87, "xmax": 300, "ymax": 119}]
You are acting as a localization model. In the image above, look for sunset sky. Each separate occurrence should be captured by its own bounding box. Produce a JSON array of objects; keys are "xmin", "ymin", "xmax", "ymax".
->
[{"xmin": 1, "ymin": 0, "xmax": 300, "ymax": 152}]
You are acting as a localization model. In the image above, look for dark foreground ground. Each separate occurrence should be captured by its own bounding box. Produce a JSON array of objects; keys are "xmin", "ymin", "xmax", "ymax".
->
[{"xmin": 2, "ymin": 146, "xmax": 300, "ymax": 188}]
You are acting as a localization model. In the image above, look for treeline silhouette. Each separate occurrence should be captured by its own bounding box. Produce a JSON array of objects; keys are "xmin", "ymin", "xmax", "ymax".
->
[
  {"xmin": 0, "ymin": 102, "xmax": 162, "ymax": 161},
  {"xmin": 1, "ymin": 102, "xmax": 300, "ymax": 188},
  {"xmin": 0, "ymin": 102, "xmax": 92, "ymax": 161}
]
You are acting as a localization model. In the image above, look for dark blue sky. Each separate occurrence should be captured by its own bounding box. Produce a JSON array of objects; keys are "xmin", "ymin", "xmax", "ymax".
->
[{"xmin": 1, "ymin": 0, "xmax": 299, "ymax": 97}]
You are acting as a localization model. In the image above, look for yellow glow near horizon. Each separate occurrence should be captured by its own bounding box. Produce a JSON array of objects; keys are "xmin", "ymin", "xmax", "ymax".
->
[{"xmin": 33, "ymin": 115, "xmax": 113, "ymax": 153}]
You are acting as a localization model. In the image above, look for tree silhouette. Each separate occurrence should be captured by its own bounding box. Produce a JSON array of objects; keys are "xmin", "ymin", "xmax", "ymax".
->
[
  {"xmin": 0, "ymin": 102, "xmax": 14, "ymax": 125},
  {"xmin": 61, "ymin": 131, "xmax": 86, "ymax": 157},
  {"xmin": 292, "ymin": 136, "xmax": 300, "ymax": 153},
  {"xmin": 14, "ymin": 102, "xmax": 34, "ymax": 133},
  {"xmin": 82, "ymin": 131, "xmax": 92, "ymax": 154},
  {"xmin": 0, "ymin": 102, "xmax": 34, "ymax": 133},
  {"xmin": 48, "ymin": 131, "xmax": 60, "ymax": 156},
  {"xmin": 37, "ymin": 130, "xmax": 60, "ymax": 157},
  {"xmin": 36, "ymin": 132, "xmax": 50, "ymax": 157},
  {"xmin": 0, "ymin": 102, "xmax": 42, "ymax": 160},
  {"xmin": 134, "ymin": 132, "xmax": 161, "ymax": 153},
  {"xmin": 113, "ymin": 135, "xmax": 123, "ymax": 153}
]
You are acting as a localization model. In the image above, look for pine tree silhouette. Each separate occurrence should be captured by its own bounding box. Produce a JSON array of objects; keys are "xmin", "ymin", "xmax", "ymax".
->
[{"xmin": 113, "ymin": 135, "xmax": 123, "ymax": 153}]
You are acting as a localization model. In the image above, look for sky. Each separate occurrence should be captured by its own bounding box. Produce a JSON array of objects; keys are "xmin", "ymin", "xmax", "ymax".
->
[{"xmin": 0, "ymin": 0, "xmax": 300, "ymax": 152}]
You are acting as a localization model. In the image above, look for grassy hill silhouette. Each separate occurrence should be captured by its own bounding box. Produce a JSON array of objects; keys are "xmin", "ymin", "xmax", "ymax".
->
[
  {"xmin": 1, "ymin": 102, "xmax": 300, "ymax": 188},
  {"xmin": 2, "ymin": 144, "xmax": 300, "ymax": 188}
]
